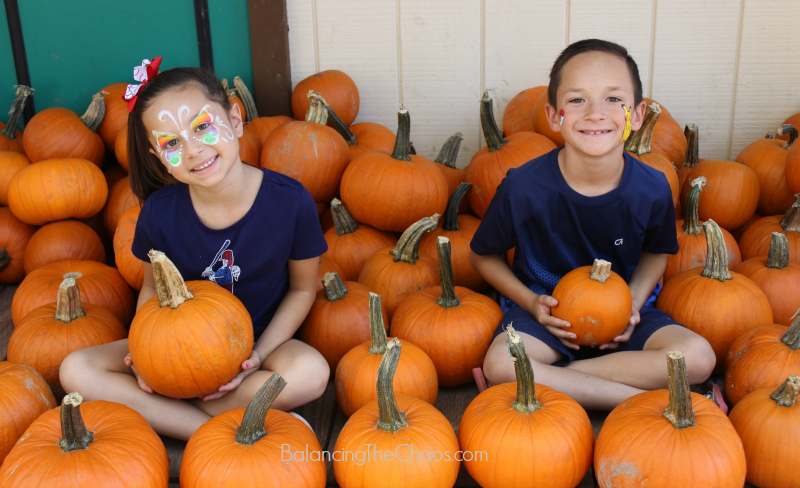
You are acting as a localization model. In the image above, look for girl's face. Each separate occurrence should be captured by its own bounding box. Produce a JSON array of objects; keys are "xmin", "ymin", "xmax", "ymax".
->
[{"xmin": 142, "ymin": 86, "xmax": 244, "ymax": 187}]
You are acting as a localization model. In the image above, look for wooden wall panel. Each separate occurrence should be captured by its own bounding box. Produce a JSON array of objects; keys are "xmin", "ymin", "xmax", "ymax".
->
[{"xmin": 287, "ymin": 0, "xmax": 316, "ymax": 90}]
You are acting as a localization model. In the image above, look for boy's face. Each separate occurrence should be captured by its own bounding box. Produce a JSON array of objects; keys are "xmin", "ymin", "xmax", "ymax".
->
[{"xmin": 544, "ymin": 51, "xmax": 646, "ymax": 158}]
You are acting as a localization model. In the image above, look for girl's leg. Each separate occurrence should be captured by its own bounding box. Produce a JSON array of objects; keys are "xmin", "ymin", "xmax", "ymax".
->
[{"xmin": 59, "ymin": 339, "xmax": 212, "ymax": 441}]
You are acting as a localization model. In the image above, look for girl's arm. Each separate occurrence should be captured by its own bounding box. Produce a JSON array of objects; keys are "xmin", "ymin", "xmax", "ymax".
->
[{"xmin": 136, "ymin": 262, "xmax": 156, "ymax": 311}]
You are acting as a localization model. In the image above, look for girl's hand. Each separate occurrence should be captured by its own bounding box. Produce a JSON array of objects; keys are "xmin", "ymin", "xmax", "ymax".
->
[
  {"xmin": 124, "ymin": 353, "xmax": 154, "ymax": 394},
  {"xmin": 529, "ymin": 294, "xmax": 579, "ymax": 351},
  {"xmin": 598, "ymin": 305, "xmax": 640, "ymax": 350},
  {"xmin": 200, "ymin": 350, "xmax": 264, "ymax": 401}
]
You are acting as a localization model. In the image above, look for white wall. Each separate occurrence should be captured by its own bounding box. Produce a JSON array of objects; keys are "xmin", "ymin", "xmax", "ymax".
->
[{"xmin": 288, "ymin": 0, "xmax": 800, "ymax": 168}]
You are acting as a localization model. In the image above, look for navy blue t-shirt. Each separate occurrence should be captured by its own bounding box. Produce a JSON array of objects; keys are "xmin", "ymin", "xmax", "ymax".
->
[
  {"xmin": 470, "ymin": 147, "xmax": 679, "ymax": 313},
  {"xmin": 132, "ymin": 168, "xmax": 328, "ymax": 338}
]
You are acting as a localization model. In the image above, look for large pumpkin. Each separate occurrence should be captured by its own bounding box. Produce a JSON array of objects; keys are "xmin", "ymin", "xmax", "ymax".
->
[
  {"xmin": 113, "ymin": 205, "xmax": 144, "ymax": 290},
  {"xmin": 340, "ymin": 106, "xmax": 449, "ymax": 232},
  {"xmin": 335, "ymin": 293, "xmax": 437, "ymax": 417},
  {"xmin": 594, "ymin": 351, "xmax": 746, "ymax": 487},
  {"xmin": 0, "ymin": 392, "xmax": 169, "ymax": 488},
  {"xmin": 530, "ymin": 90, "xmax": 564, "ymax": 146},
  {"xmin": 625, "ymin": 103, "xmax": 680, "ymax": 207},
  {"xmin": 104, "ymin": 176, "xmax": 139, "ymax": 236},
  {"xmin": 0, "ymin": 361, "xmax": 56, "ymax": 464},
  {"xmin": 0, "ymin": 151, "xmax": 30, "ymax": 205},
  {"xmin": 333, "ymin": 338, "xmax": 458, "ymax": 488},
  {"xmin": 432, "ymin": 132, "xmax": 470, "ymax": 213},
  {"xmin": 23, "ymin": 219, "xmax": 105, "ymax": 274},
  {"xmin": 502, "ymin": 86, "xmax": 546, "ymax": 137},
  {"xmin": 467, "ymin": 92, "xmax": 557, "ymax": 218},
  {"xmin": 458, "ymin": 325, "xmax": 593, "ymax": 488},
  {"xmin": 246, "ymin": 115, "xmax": 293, "ymax": 146},
  {"xmin": 8, "ymin": 278, "xmax": 126, "ymax": 398},
  {"xmin": 292, "ymin": 70, "xmax": 359, "ymax": 125},
  {"xmin": 181, "ymin": 373, "xmax": 326, "ymax": 488},
  {"xmin": 739, "ymin": 195, "xmax": 800, "ymax": 262},
  {"xmin": 0, "ymin": 208, "xmax": 37, "ymax": 283},
  {"xmin": 736, "ymin": 125, "xmax": 796, "ymax": 216},
  {"xmin": 21, "ymin": 91, "xmax": 106, "ymax": 167},
  {"xmin": 392, "ymin": 236, "xmax": 503, "ymax": 386},
  {"xmin": 326, "ymin": 101, "xmax": 395, "ymax": 160},
  {"xmin": 238, "ymin": 127, "xmax": 262, "ymax": 167},
  {"xmin": 657, "ymin": 220, "xmax": 773, "ymax": 372},
  {"xmin": 96, "ymin": 82, "xmax": 129, "ymax": 149},
  {"xmin": 114, "ymin": 123, "xmax": 129, "ymax": 170},
  {"xmin": 129, "ymin": 250, "xmax": 254, "ymax": 398},
  {"xmin": 8, "ymin": 158, "xmax": 108, "ymax": 226},
  {"xmin": 0, "ymin": 86, "xmax": 33, "ymax": 155}
]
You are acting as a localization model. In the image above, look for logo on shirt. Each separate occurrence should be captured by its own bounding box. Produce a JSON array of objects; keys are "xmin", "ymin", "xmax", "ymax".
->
[
  {"xmin": 201, "ymin": 239, "xmax": 241, "ymax": 293},
  {"xmin": 615, "ymin": 238, "xmax": 624, "ymax": 246}
]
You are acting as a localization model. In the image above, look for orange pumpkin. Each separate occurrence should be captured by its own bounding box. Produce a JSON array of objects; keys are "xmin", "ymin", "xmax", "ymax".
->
[
  {"xmin": 732, "ymin": 211, "xmax": 763, "ymax": 243},
  {"xmin": 292, "ymin": 70, "xmax": 359, "ymax": 125},
  {"xmin": 432, "ymin": 132, "xmax": 470, "ymax": 214},
  {"xmin": 625, "ymin": 103, "xmax": 680, "ymax": 207},
  {"xmin": 238, "ymin": 127, "xmax": 262, "ymax": 166},
  {"xmin": 96, "ymin": 82, "xmax": 129, "ymax": 149},
  {"xmin": 8, "ymin": 278, "xmax": 126, "ymax": 398},
  {"xmin": 467, "ymin": 92, "xmax": 557, "ymax": 218},
  {"xmin": 114, "ymin": 123, "xmax": 129, "ymax": 170},
  {"xmin": 392, "ymin": 236, "xmax": 503, "ymax": 386},
  {"xmin": 317, "ymin": 256, "xmax": 345, "ymax": 290},
  {"xmin": 103, "ymin": 177, "xmax": 139, "ymax": 237},
  {"xmin": 0, "ymin": 86, "xmax": 33, "ymax": 155},
  {"xmin": 0, "ymin": 392, "xmax": 169, "ymax": 488},
  {"xmin": 21, "ymin": 91, "xmax": 106, "ymax": 167},
  {"xmin": 129, "ymin": 250, "xmax": 254, "ymax": 398},
  {"xmin": 246, "ymin": 115, "xmax": 293, "ymax": 146},
  {"xmin": 784, "ymin": 133, "xmax": 800, "ymax": 193},
  {"xmin": 333, "ymin": 338, "xmax": 458, "ymax": 488},
  {"xmin": 531, "ymin": 90, "xmax": 564, "ymax": 146},
  {"xmin": 638, "ymin": 99, "xmax": 687, "ymax": 167},
  {"xmin": 779, "ymin": 112, "xmax": 800, "ymax": 139},
  {"xmin": 657, "ymin": 220, "xmax": 773, "ymax": 372},
  {"xmin": 335, "ymin": 293, "xmax": 437, "ymax": 417},
  {"xmin": 0, "ymin": 361, "xmax": 56, "ymax": 464},
  {"xmin": 114, "ymin": 205, "xmax": 143, "ymax": 290},
  {"xmin": 8, "ymin": 158, "xmax": 108, "ymax": 226},
  {"xmin": 0, "ymin": 207, "xmax": 37, "ymax": 283},
  {"xmin": 594, "ymin": 352, "xmax": 746, "ymax": 488},
  {"xmin": 739, "ymin": 196, "xmax": 800, "ymax": 262},
  {"xmin": 23, "ymin": 220, "xmax": 105, "ymax": 274},
  {"xmin": 736, "ymin": 125, "xmax": 796, "ymax": 216},
  {"xmin": 502, "ymin": 86, "xmax": 546, "ymax": 137},
  {"xmin": 0, "ymin": 151, "xmax": 30, "ymax": 205},
  {"xmin": 677, "ymin": 123, "xmax": 701, "ymax": 190},
  {"xmin": 103, "ymin": 159, "xmax": 128, "ymax": 192},
  {"xmin": 326, "ymin": 101, "xmax": 395, "ymax": 160},
  {"xmin": 459, "ymin": 325, "xmax": 593, "ymax": 488}
]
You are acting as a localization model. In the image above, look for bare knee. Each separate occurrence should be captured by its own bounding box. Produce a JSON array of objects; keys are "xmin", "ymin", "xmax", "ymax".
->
[
  {"xmin": 679, "ymin": 334, "xmax": 716, "ymax": 384},
  {"xmin": 277, "ymin": 348, "xmax": 330, "ymax": 405},
  {"xmin": 60, "ymin": 348, "xmax": 98, "ymax": 395}
]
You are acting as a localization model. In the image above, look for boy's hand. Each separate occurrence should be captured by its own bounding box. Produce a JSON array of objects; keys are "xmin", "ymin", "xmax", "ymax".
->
[
  {"xmin": 124, "ymin": 353, "xmax": 154, "ymax": 394},
  {"xmin": 199, "ymin": 350, "xmax": 263, "ymax": 401},
  {"xmin": 529, "ymin": 294, "xmax": 580, "ymax": 351},
  {"xmin": 598, "ymin": 305, "xmax": 641, "ymax": 350}
]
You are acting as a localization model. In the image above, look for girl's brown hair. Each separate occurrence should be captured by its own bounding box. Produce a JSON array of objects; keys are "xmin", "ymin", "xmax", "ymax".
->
[{"xmin": 127, "ymin": 67, "xmax": 232, "ymax": 204}]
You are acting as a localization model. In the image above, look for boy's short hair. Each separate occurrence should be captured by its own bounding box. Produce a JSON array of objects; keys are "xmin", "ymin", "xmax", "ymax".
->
[{"xmin": 548, "ymin": 39, "xmax": 643, "ymax": 109}]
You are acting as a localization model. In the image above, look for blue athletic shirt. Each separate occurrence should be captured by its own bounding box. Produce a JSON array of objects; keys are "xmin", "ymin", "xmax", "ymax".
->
[
  {"xmin": 132, "ymin": 168, "xmax": 328, "ymax": 339},
  {"xmin": 470, "ymin": 147, "xmax": 679, "ymax": 314}
]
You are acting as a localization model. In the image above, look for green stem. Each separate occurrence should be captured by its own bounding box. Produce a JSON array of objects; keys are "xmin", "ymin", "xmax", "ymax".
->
[
  {"xmin": 0, "ymin": 85, "xmax": 33, "ymax": 138},
  {"xmin": 53, "ymin": 278, "xmax": 86, "ymax": 323},
  {"xmin": 662, "ymin": 351, "xmax": 695, "ymax": 429},
  {"xmin": 0, "ymin": 249, "xmax": 9, "ymax": 273},
  {"xmin": 325, "ymin": 103, "xmax": 357, "ymax": 146},
  {"xmin": 700, "ymin": 220, "xmax": 733, "ymax": 282},
  {"xmin": 434, "ymin": 132, "xmax": 463, "ymax": 169},
  {"xmin": 506, "ymin": 324, "xmax": 542, "ymax": 413},
  {"xmin": 58, "ymin": 393, "xmax": 94, "ymax": 452},
  {"xmin": 442, "ymin": 182, "xmax": 472, "ymax": 231},
  {"xmin": 770, "ymin": 376, "xmax": 800, "ymax": 407},
  {"xmin": 375, "ymin": 338, "xmax": 408, "ymax": 432},
  {"xmin": 391, "ymin": 105, "xmax": 411, "ymax": 161},
  {"xmin": 767, "ymin": 232, "xmax": 790, "ymax": 269},
  {"xmin": 330, "ymin": 198, "xmax": 359, "ymax": 235},
  {"xmin": 480, "ymin": 91, "xmax": 506, "ymax": 152},
  {"xmin": 305, "ymin": 91, "xmax": 329, "ymax": 124},
  {"xmin": 682, "ymin": 124, "xmax": 699, "ymax": 169},
  {"xmin": 683, "ymin": 177, "xmax": 707, "ymax": 235},
  {"xmin": 390, "ymin": 214, "xmax": 440, "ymax": 264},
  {"xmin": 322, "ymin": 272, "xmax": 348, "ymax": 302},
  {"xmin": 777, "ymin": 124, "xmax": 797, "ymax": 150},
  {"xmin": 233, "ymin": 76, "xmax": 259, "ymax": 122},
  {"xmin": 779, "ymin": 195, "xmax": 800, "ymax": 232},
  {"xmin": 235, "ymin": 373, "xmax": 287, "ymax": 445},
  {"xmin": 436, "ymin": 237, "xmax": 461, "ymax": 308},
  {"xmin": 781, "ymin": 313, "xmax": 800, "ymax": 350},
  {"xmin": 625, "ymin": 102, "xmax": 661, "ymax": 155},
  {"xmin": 368, "ymin": 292, "xmax": 389, "ymax": 355},
  {"xmin": 79, "ymin": 91, "xmax": 107, "ymax": 132},
  {"xmin": 148, "ymin": 250, "xmax": 194, "ymax": 309}
]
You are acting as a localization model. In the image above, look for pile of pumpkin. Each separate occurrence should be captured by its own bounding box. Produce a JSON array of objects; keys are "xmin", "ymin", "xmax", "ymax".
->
[{"xmin": 0, "ymin": 68, "xmax": 799, "ymax": 488}]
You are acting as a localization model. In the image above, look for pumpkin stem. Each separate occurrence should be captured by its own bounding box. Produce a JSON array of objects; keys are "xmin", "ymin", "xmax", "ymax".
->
[
  {"xmin": 304, "ymin": 91, "xmax": 329, "ymax": 125},
  {"xmin": 682, "ymin": 124, "xmax": 699, "ymax": 169},
  {"xmin": 435, "ymin": 237, "xmax": 461, "ymax": 308},
  {"xmin": 625, "ymin": 102, "xmax": 662, "ymax": 155},
  {"xmin": 0, "ymin": 248, "xmax": 9, "ymax": 273},
  {"xmin": 390, "ymin": 214, "xmax": 440, "ymax": 264},
  {"xmin": 322, "ymin": 272, "xmax": 348, "ymax": 302},
  {"xmin": 434, "ymin": 132, "xmax": 463, "ymax": 169},
  {"xmin": 766, "ymin": 232, "xmax": 790, "ymax": 269},
  {"xmin": 235, "ymin": 373, "xmax": 287, "ymax": 445},
  {"xmin": 780, "ymin": 195, "xmax": 800, "ymax": 232},
  {"xmin": 325, "ymin": 102, "xmax": 358, "ymax": 146},
  {"xmin": 662, "ymin": 351, "xmax": 695, "ymax": 429},
  {"xmin": 777, "ymin": 124, "xmax": 797, "ymax": 150},
  {"xmin": 80, "ymin": 90, "xmax": 108, "ymax": 132},
  {"xmin": 770, "ymin": 375, "xmax": 800, "ymax": 407},
  {"xmin": 53, "ymin": 278, "xmax": 86, "ymax": 323},
  {"xmin": 780, "ymin": 312, "xmax": 800, "ymax": 350},
  {"xmin": 148, "ymin": 250, "xmax": 194, "ymax": 309},
  {"xmin": 233, "ymin": 76, "xmax": 258, "ymax": 122},
  {"xmin": 375, "ymin": 338, "xmax": 409, "ymax": 432},
  {"xmin": 330, "ymin": 198, "xmax": 359, "ymax": 235},
  {"xmin": 442, "ymin": 182, "xmax": 472, "ymax": 231},
  {"xmin": 368, "ymin": 292, "xmax": 389, "ymax": 355},
  {"xmin": 58, "ymin": 392, "xmax": 94, "ymax": 452},
  {"xmin": 683, "ymin": 176, "xmax": 708, "ymax": 235},
  {"xmin": 0, "ymin": 85, "xmax": 34, "ymax": 139},
  {"xmin": 480, "ymin": 91, "xmax": 507, "ymax": 152},
  {"xmin": 506, "ymin": 324, "xmax": 543, "ymax": 413},
  {"xmin": 391, "ymin": 105, "xmax": 412, "ymax": 161},
  {"xmin": 700, "ymin": 220, "xmax": 733, "ymax": 282},
  {"xmin": 589, "ymin": 259, "xmax": 612, "ymax": 284}
]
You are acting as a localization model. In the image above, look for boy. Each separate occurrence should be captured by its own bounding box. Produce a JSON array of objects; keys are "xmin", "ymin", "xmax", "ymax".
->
[{"xmin": 470, "ymin": 39, "xmax": 716, "ymax": 410}]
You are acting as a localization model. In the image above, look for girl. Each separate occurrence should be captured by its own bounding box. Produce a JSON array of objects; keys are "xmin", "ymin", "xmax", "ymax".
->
[{"xmin": 60, "ymin": 59, "xmax": 330, "ymax": 441}]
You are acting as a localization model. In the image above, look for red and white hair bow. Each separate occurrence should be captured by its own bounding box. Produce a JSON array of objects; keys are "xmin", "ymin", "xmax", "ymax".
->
[{"xmin": 123, "ymin": 56, "xmax": 162, "ymax": 112}]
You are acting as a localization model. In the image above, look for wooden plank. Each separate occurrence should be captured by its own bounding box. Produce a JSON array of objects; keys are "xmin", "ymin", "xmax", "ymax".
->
[
  {"xmin": 325, "ymin": 408, "xmax": 348, "ymax": 487},
  {"xmin": 161, "ymin": 435, "xmax": 187, "ymax": 480},
  {"xmin": 247, "ymin": 0, "xmax": 293, "ymax": 117},
  {"xmin": 433, "ymin": 384, "xmax": 480, "ymax": 488},
  {"xmin": 0, "ymin": 284, "xmax": 18, "ymax": 361},
  {"xmin": 286, "ymin": 0, "xmax": 317, "ymax": 90}
]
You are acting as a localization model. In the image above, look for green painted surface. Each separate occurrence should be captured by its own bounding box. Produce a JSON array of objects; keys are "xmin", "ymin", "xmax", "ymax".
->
[
  {"xmin": 209, "ymin": 0, "xmax": 254, "ymax": 95},
  {"xmin": 0, "ymin": 6, "xmax": 20, "ymax": 127}
]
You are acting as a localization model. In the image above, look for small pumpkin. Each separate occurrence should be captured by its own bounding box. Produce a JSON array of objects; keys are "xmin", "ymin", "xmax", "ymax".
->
[
  {"xmin": 530, "ymin": 90, "xmax": 564, "ymax": 146},
  {"xmin": 0, "ymin": 152, "xmax": 30, "ymax": 205},
  {"xmin": 0, "ymin": 207, "xmax": 37, "ymax": 283},
  {"xmin": 246, "ymin": 115, "xmax": 294, "ymax": 146},
  {"xmin": 432, "ymin": 132, "xmax": 470, "ymax": 214},
  {"xmin": 23, "ymin": 220, "xmax": 105, "ymax": 274},
  {"xmin": 0, "ymin": 86, "xmax": 33, "ymax": 155},
  {"xmin": 292, "ymin": 70, "xmax": 359, "ymax": 125},
  {"xmin": 96, "ymin": 82, "xmax": 129, "ymax": 149},
  {"xmin": 335, "ymin": 293, "xmax": 437, "ymax": 417},
  {"xmin": 625, "ymin": 103, "xmax": 680, "ymax": 207},
  {"xmin": 326, "ymin": 100, "xmax": 395, "ymax": 160},
  {"xmin": 103, "ymin": 176, "xmax": 139, "ymax": 237},
  {"xmin": 114, "ymin": 122, "xmax": 129, "ymax": 170},
  {"xmin": 0, "ymin": 361, "xmax": 56, "ymax": 464},
  {"xmin": 502, "ymin": 86, "xmax": 547, "ymax": 137},
  {"xmin": 113, "ymin": 205, "xmax": 144, "ymax": 290},
  {"xmin": 641, "ymin": 98, "xmax": 688, "ymax": 167},
  {"xmin": 737, "ymin": 125, "xmax": 797, "ymax": 216},
  {"xmin": 739, "ymin": 194, "xmax": 800, "ymax": 262}
]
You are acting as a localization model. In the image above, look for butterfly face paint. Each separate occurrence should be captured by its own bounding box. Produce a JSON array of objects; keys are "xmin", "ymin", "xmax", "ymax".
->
[
  {"xmin": 151, "ymin": 104, "xmax": 236, "ymax": 167},
  {"xmin": 190, "ymin": 106, "xmax": 220, "ymax": 145},
  {"xmin": 153, "ymin": 131, "xmax": 183, "ymax": 167}
]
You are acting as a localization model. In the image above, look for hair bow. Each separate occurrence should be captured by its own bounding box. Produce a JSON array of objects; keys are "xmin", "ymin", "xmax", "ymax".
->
[{"xmin": 123, "ymin": 56, "xmax": 162, "ymax": 112}]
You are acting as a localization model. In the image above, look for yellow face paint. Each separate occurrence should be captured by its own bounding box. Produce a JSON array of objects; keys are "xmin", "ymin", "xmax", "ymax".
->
[
  {"xmin": 152, "ymin": 131, "xmax": 183, "ymax": 167},
  {"xmin": 620, "ymin": 104, "xmax": 632, "ymax": 143},
  {"xmin": 190, "ymin": 106, "xmax": 213, "ymax": 132}
]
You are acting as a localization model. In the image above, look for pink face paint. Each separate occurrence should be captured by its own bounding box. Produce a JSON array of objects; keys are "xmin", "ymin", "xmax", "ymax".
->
[{"xmin": 152, "ymin": 131, "xmax": 183, "ymax": 167}]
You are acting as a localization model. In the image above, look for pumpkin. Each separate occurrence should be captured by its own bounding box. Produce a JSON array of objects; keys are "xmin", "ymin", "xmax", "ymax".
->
[
  {"xmin": 222, "ymin": 78, "xmax": 246, "ymax": 122},
  {"xmin": 97, "ymin": 82, "xmax": 129, "ymax": 149},
  {"xmin": 0, "ymin": 207, "xmax": 36, "ymax": 283},
  {"xmin": 246, "ymin": 115, "xmax": 294, "ymax": 146},
  {"xmin": 0, "ymin": 392, "xmax": 169, "ymax": 488},
  {"xmin": 333, "ymin": 338, "xmax": 458, "ymax": 488},
  {"xmin": 531, "ymin": 90, "xmax": 564, "ymax": 146},
  {"xmin": 320, "ymin": 206, "xmax": 334, "ymax": 232},
  {"xmin": 238, "ymin": 127, "xmax": 262, "ymax": 166},
  {"xmin": 301, "ymin": 272, "xmax": 389, "ymax": 371},
  {"xmin": 292, "ymin": 70, "xmax": 359, "ymax": 125},
  {"xmin": 779, "ymin": 113, "xmax": 800, "ymax": 139},
  {"xmin": 8, "ymin": 278, "xmax": 127, "ymax": 398},
  {"xmin": 502, "ymin": 86, "xmax": 547, "ymax": 137},
  {"xmin": 725, "ymin": 317, "xmax": 800, "ymax": 406},
  {"xmin": 736, "ymin": 125, "xmax": 797, "ymax": 215},
  {"xmin": 181, "ymin": 373, "xmax": 326, "ymax": 488},
  {"xmin": 0, "ymin": 152, "xmax": 30, "ymax": 205},
  {"xmin": 114, "ymin": 205, "xmax": 144, "ymax": 290},
  {"xmin": 335, "ymin": 293, "xmax": 437, "ymax": 417},
  {"xmin": 458, "ymin": 325, "xmax": 593, "ymax": 488},
  {"xmin": 261, "ymin": 92, "xmax": 350, "ymax": 203},
  {"xmin": 23, "ymin": 220, "xmax": 105, "ymax": 274},
  {"xmin": 732, "ymin": 212, "xmax": 763, "ymax": 243},
  {"xmin": 739, "ymin": 195, "xmax": 800, "ymax": 262},
  {"xmin": 677, "ymin": 124, "xmax": 701, "ymax": 190},
  {"xmin": 0, "ymin": 361, "xmax": 56, "ymax": 464},
  {"xmin": 418, "ymin": 183, "xmax": 486, "ymax": 290},
  {"xmin": 358, "ymin": 215, "xmax": 441, "ymax": 318},
  {"xmin": 625, "ymin": 103, "xmax": 680, "ymax": 207},
  {"xmin": 103, "ymin": 159, "xmax": 128, "ymax": 192},
  {"xmin": 392, "ymin": 236, "xmax": 503, "ymax": 386},
  {"xmin": 0, "ymin": 86, "xmax": 33, "ymax": 155},
  {"xmin": 114, "ymin": 122, "xmax": 129, "ymax": 170},
  {"xmin": 467, "ymin": 92, "xmax": 557, "ymax": 218},
  {"xmin": 322, "ymin": 198, "xmax": 397, "ymax": 280},
  {"xmin": 8, "ymin": 158, "xmax": 108, "ymax": 226},
  {"xmin": 129, "ymin": 250, "xmax": 253, "ymax": 398},
  {"xmin": 340, "ymin": 106, "xmax": 449, "ymax": 232},
  {"xmin": 318, "ymin": 256, "xmax": 346, "ymax": 290},
  {"xmin": 783, "ymin": 130, "xmax": 800, "ymax": 194},
  {"xmin": 21, "ymin": 91, "xmax": 106, "ymax": 167},
  {"xmin": 432, "ymin": 132, "xmax": 470, "ymax": 214},
  {"xmin": 594, "ymin": 351, "xmax": 746, "ymax": 488},
  {"xmin": 12, "ymin": 259, "xmax": 135, "ymax": 326},
  {"xmin": 551, "ymin": 259, "xmax": 633, "ymax": 346},
  {"xmin": 326, "ymin": 101, "xmax": 395, "ymax": 160},
  {"xmin": 641, "ymin": 98, "xmax": 688, "ymax": 167},
  {"xmin": 728, "ymin": 376, "xmax": 800, "ymax": 488},
  {"xmin": 103, "ymin": 176, "xmax": 139, "ymax": 237},
  {"xmin": 657, "ymin": 220, "xmax": 773, "ymax": 372},
  {"xmin": 664, "ymin": 177, "xmax": 741, "ymax": 283}
]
